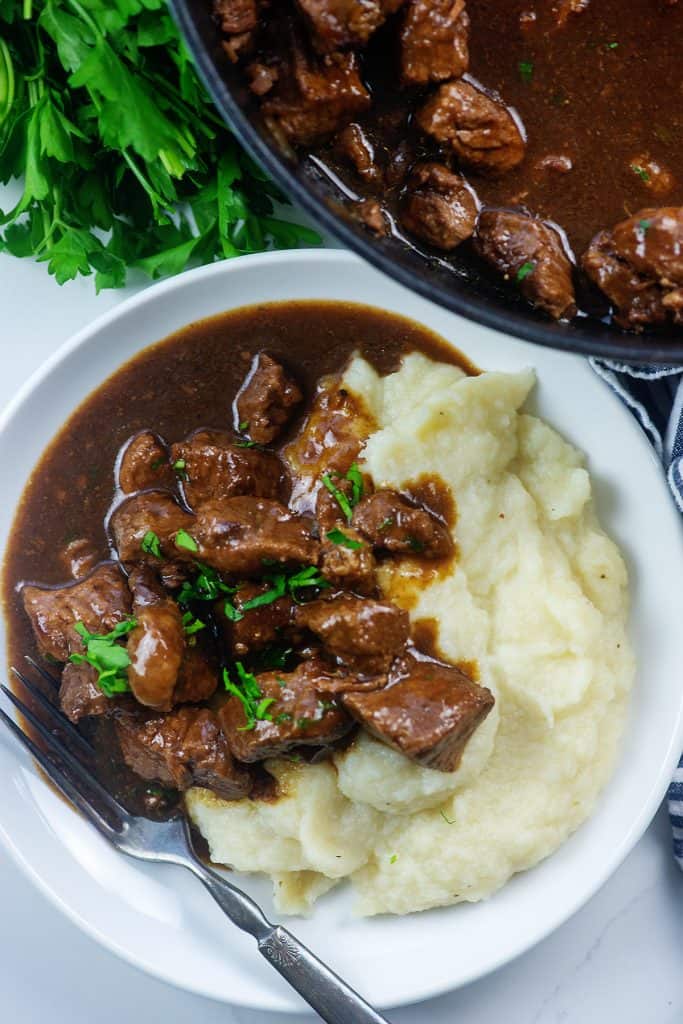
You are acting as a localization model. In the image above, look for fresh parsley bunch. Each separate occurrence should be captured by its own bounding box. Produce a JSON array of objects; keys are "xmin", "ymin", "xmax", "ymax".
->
[{"xmin": 0, "ymin": 0, "xmax": 319, "ymax": 289}]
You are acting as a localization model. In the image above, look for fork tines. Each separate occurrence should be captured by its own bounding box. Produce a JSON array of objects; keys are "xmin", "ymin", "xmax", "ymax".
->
[{"xmin": 0, "ymin": 660, "xmax": 128, "ymax": 837}]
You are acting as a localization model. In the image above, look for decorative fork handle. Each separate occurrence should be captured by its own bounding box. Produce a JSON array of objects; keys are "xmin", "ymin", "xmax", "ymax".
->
[{"xmin": 183, "ymin": 849, "xmax": 391, "ymax": 1023}]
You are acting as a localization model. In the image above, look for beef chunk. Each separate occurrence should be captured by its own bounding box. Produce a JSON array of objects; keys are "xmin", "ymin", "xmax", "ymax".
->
[
  {"xmin": 170, "ymin": 429, "xmax": 283, "ymax": 508},
  {"xmin": 284, "ymin": 376, "xmax": 374, "ymax": 513},
  {"xmin": 59, "ymin": 537, "xmax": 99, "ymax": 580},
  {"xmin": 173, "ymin": 647, "xmax": 219, "ymax": 705},
  {"xmin": 219, "ymin": 660, "xmax": 353, "ymax": 761},
  {"xmin": 214, "ymin": 0, "xmax": 259, "ymax": 61},
  {"xmin": 343, "ymin": 657, "xmax": 494, "ymax": 770},
  {"xmin": 235, "ymin": 353, "xmax": 303, "ymax": 444},
  {"xmin": 320, "ymin": 531, "xmax": 377, "ymax": 595},
  {"xmin": 400, "ymin": 0, "xmax": 469, "ymax": 85},
  {"xmin": 352, "ymin": 488, "xmax": 453, "ymax": 557},
  {"xmin": 295, "ymin": 0, "xmax": 406, "ymax": 51},
  {"xmin": 334, "ymin": 123, "xmax": 382, "ymax": 182},
  {"xmin": 215, "ymin": 582, "xmax": 294, "ymax": 657},
  {"xmin": 475, "ymin": 209, "xmax": 577, "ymax": 320},
  {"xmin": 188, "ymin": 497, "xmax": 320, "ymax": 576},
  {"xmin": 118, "ymin": 431, "xmax": 174, "ymax": 494},
  {"xmin": 582, "ymin": 207, "xmax": 683, "ymax": 330},
  {"xmin": 400, "ymin": 161, "xmax": 478, "ymax": 251},
  {"xmin": 116, "ymin": 706, "xmax": 251, "ymax": 799},
  {"xmin": 262, "ymin": 27, "xmax": 370, "ymax": 146},
  {"xmin": 22, "ymin": 562, "xmax": 132, "ymax": 662},
  {"xmin": 294, "ymin": 594, "xmax": 409, "ymax": 674},
  {"xmin": 417, "ymin": 80, "xmax": 525, "ymax": 175},
  {"xmin": 59, "ymin": 662, "xmax": 121, "ymax": 723},
  {"xmin": 110, "ymin": 491, "xmax": 194, "ymax": 564},
  {"xmin": 126, "ymin": 568, "xmax": 185, "ymax": 712}
]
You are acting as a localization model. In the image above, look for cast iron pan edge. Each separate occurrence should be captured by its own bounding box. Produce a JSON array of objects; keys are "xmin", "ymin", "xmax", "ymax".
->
[{"xmin": 168, "ymin": 0, "xmax": 683, "ymax": 366}]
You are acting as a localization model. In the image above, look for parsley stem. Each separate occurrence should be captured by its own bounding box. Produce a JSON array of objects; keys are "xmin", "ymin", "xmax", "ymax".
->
[{"xmin": 0, "ymin": 39, "xmax": 15, "ymax": 127}]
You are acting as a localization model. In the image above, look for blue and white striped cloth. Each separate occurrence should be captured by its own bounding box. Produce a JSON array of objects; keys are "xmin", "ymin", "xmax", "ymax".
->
[{"xmin": 590, "ymin": 358, "xmax": 683, "ymax": 868}]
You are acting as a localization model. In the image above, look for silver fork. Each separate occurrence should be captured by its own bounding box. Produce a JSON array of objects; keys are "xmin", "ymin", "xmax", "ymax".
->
[{"xmin": 0, "ymin": 659, "xmax": 391, "ymax": 1024}]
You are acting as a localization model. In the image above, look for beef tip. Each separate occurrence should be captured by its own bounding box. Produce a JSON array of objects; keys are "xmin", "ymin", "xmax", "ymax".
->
[
  {"xmin": 22, "ymin": 562, "xmax": 132, "ymax": 662},
  {"xmin": 59, "ymin": 537, "xmax": 99, "ymax": 580},
  {"xmin": 295, "ymin": 0, "xmax": 406, "ymax": 51},
  {"xmin": 352, "ymin": 199, "xmax": 389, "ymax": 236},
  {"xmin": 582, "ymin": 207, "xmax": 683, "ymax": 330},
  {"xmin": 158, "ymin": 562, "xmax": 189, "ymax": 590},
  {"xmin": 628, "ymin": 156, "xmax": 676, "ymax": 195},
  {"xmin": 343, "ymin": 657, "xmax": 494, "ymax": 771},
  {"xmin": 126, "ymin": 568, "xmax": 185, "ymax": 712},
  {"xmin": 247, "ymin": 61, "xmax": 279, "ymax": 96},
  {"xmin": 262, "ymin": 26, "xmax": 370, "ymax": 146},
  {"xmin": 187, "ymin": 497, "xmax": 320, "ymax": 576},
  {"xmin": 235, "ymin": 353, "xmax": 303, "ymax": 445},
  {"xmin": 59, "ymin": 661, "xmax": 128, "ymax": 723},
  {"xmin": 417, "ymin": 80, "xmax": 525, "ymax": 175},
  {"xmin": 294, "ymin": 594, "xmax": 409, "ymax": 675},
  {"xmin": 320, "ymin": 531, "xmax": 377, "ymax": 595},
  {"xmin": 352, "ymin": 488, "xmax": 453, "ymax": 557},
  {"xmin": 335, "ymin": 123, "xmax": 382, "ymax": 183},
  {"xmin": 116, "ymin": 706, "xmax": 251, "ymax": 800},
  {"xmin": 400, "ymin": 161, "xmax": 478, "ymax": 251},
  {"xmin": 474, "ymin": 209, "xmax": 576, "ymax": 320},
  {"xmin": 173, "ymin": 647, "xmax": 219, "ymax": 704},
  {"xmin": 219, "ymin": 659, "xmax": 353, "ymax": 761},
  {"xmin": 214, "ymin": 0, "xmax": 259, "ymax": 62},
  {"xmin": 284, "ymin": 376, "xmax": 375, "ymax": 514},
  {"xmin": 170, "ymin": 428, "xmax": 283, "ymax": 509},
  {"xmin": 109, "ymin": 491, "xmax": 194, "ymax": 564},
  {"xmin": 400, "ymin": 0, "xmax": 469, "ymax": 85},
  {"xmin": 118, "ymin": 431, "xmax": 174, "ymax": 494},
  {"xmin": 215, "ymin": 582, "xmax": 294, "ymax": 657}
]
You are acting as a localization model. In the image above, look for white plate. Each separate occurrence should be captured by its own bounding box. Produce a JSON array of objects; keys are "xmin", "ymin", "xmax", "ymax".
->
[{"xmin": 1, "ymin": 250, "xmax": 682, "ymax": 1013}]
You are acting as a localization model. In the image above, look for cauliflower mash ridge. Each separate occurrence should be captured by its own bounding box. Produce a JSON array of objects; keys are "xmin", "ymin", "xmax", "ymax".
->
[{"xmin": 186, "ymin": 352, "xmax": 634, "ymax": 917}]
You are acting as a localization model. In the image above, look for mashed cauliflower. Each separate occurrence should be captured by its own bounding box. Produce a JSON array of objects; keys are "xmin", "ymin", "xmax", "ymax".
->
[{"xmin": 186, "ymin": 352, "xmax": 634, "ymax": 917}]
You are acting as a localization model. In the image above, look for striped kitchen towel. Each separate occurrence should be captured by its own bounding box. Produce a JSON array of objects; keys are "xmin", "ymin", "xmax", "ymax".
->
[{"xmin": 590, "ymin": 357, "xmax": 683, "ymax": 867}]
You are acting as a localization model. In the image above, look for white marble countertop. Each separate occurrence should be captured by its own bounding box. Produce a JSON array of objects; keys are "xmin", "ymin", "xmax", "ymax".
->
[{"xmin": 1, "ymin": 253, "xmax": 682, "ymax": 1024}]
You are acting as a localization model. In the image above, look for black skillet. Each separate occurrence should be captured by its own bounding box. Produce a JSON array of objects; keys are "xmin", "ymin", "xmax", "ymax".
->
[{"xmin": 168, "ymin": 0, "xmax": 683, "ymax": 366}]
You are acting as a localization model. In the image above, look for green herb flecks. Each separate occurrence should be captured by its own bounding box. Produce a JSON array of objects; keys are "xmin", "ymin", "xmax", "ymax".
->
[
  {"xmin": 516, "ymin": 261, "xmax": 535, "ymax": 283},
  {"xmin": 518, "ymin": 60, "xmax": 534, "ymax": 83},
  {"xmin": 639, "ymin": 218, "xmax": 652, "ymax": 235},
  {"xmin": 172, "ymin": 458, "xmax": 188, "ymax": 481},
  {"xmin": 389, "ymin": 853, "xmax": 398, "ymax": 864},
  {"xmin": 631, "ymin": 164, "xmax": 651, "ymax": 183},
  {"xmin": 69, "ymin": 618, "xmax": 137, "ymax": 696},
  {"xmin": 223, "ymin": 662, "xmax": 274, "ymax": 731},
  {"xmin": 0, "ymin": 0, "xmax": 321, "ymax": 290},
  {"xmin": 175, "ymin": 528, "xmax": 198, "ymax": 552},
  {"xmin": 141, "ymin": 529, "xmax": 162, "ymax": 559},
  {"xmin": 326, "ymin": 528, "xmax": 363, "ymax": 550},
  {"xmin": 181, "ymin": 610, "xmax": 206, "ymax": 637},
  {"xmin": 321, "ymin": 462, "xmax": 364, "ymax": 522},
  {"xmin": 177, "ymin": 563, "xmax": 237, "ymax": 605}
]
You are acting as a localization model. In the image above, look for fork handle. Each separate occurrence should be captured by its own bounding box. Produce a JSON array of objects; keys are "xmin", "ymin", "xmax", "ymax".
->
[{"xmin": 185, "ymin": 856, "xmax": 390, "ymax": 1023}]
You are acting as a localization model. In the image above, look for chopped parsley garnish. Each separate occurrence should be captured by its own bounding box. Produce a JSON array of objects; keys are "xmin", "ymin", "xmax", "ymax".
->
[
  {"xmin": 275, "ymin": 712, "xmax": 293, "ymax": 724},
  {"xmin": 178, "ymin": 563, "xmax": 237, "ymax": 605},
  {"xmin": 181, "ymin": 611, "xmax": 206, "ymax": 637},
  {"xmin": 241, "ymin": 577, "xmax": 288, "ymax": 612},
  {"xmin": 518, "ymin": 60, "xmax": 534, "ymax": 83},
  {"xmin": 516, "ymin": 261, "xmax": 535, "ymax": 283},
  {"xmin": 235, "ymin": 439, "xmax": 260, "ymax": 449},
  {"xmin": 69, "ymin": 618, "xmax": 137, "ymax": 697},
  {"xmin": 639, "ymin": 218, "xmax": 652, "ymax": 234},
  {"xmin": 175, "ymin": 529, "xmax": 198, "ymax": 552},
  {"xmin": 296, "ymin": 717, "xmax": 311, "ymax": 730},
  {"xmin": 172, "ymin": 458, "xmax": 188, "ymax": 481},
  {"xmin": 223, "ymin": 662, "xmax": 274, "ymax": 731},
  {"xmin": 321, "ymin": 462, "xmax": 364, "ymax": 522},
  {"xmin": 606, "ymin": 40, "xmax": 619, "ymax": 49},
  {"xmin": 389, "ymin": 854, "xmax": 398, "ymax": 864},
  {"xmin": 141, "ymin": 530, "xmax": 162, "ymax": 559},
  {"xmin": 378, "ymin": 516, "xmax": 394, "ymax": 532},
  {"xmin": 631, "ymin": 164, "xmax": 651, "ymax": 183},
  {"xmin": 251, "ymin": 644, "xmax": 293, "ymax": 672},
  {"xmin": 239, "ymin": 421, "xmax": 250, "ymax": 431},
  {"xmin": 407, "ymin": 536, "xmax": 425, "ymax": 554},
  {"xmin": 150, "ymin": 457, "xmax": 166, "ymax": 472},
  {"xmin": 325, "ymin": 528, "xmax": 363, "ymax": 550},
  {"xmin": 440, "ymin": 810, "xmax": 456, "ymax": 825},
  {"xmin": 224, "ymin": 600, "xmax": 244, "ymax": 623},
  {"xmin": 318, "ymin": 700, "xmax": 337, "ymax": 713}
]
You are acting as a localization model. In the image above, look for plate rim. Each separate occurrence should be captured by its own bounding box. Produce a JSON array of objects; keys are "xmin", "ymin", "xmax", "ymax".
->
[{"xmin": 1, "ymin": 248, "xmax": 682, "ymax": 1012}]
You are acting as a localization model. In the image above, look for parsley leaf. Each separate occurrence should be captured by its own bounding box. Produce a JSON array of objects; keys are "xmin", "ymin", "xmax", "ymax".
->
[
  {"xmin": 326, "ymin": 528, "xmax": 363, "ymax": 550},
  {"xmin": 141, "ymin": 529, "xmax": 162, "ymax": 559},
  {"xmin": 175, "ymin": 528, "xmax": 198, "ymax": 552},
  {"xmin": 223, "ymin": 661, "xmax": 274, "ymax": 731},
  {"xmin": 69, "ymin": 617, "xmax": 137, "ymax": 696},
  {"xmin": 518, "ymin": 60, "xmax": 534, "ymax": 83},
  {"xmin": 177, "ymin": 562, "xmax": 236, "ymax": 605},
  {"xmin": 516, "ymin": 261, "xmax": 535, "ymax": 283}
]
